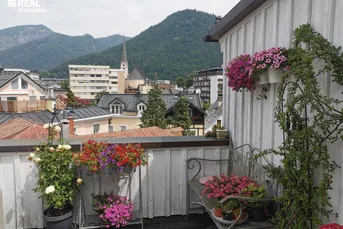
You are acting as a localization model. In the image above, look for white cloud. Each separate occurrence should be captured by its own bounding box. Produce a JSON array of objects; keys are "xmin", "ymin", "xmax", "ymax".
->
[{"xmin": 0, "ymin": 0, "xmax": 240, "ymax": 37}]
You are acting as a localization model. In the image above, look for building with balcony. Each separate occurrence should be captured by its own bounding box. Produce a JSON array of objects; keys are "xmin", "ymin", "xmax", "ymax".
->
[
  {"xmin": 97, "ymin": 93, "xmax": 206, "ymax": 135},
  {"xmin": 193, "ymin": 67, "xmax": 223, "ymax": 104},
  {"xmin": 0, "ymin": 69, "xmax": 46, "ymax": 102},
  {"xmin": 69, "ymin": 41, "xmax": 128, "ymax": 99}
]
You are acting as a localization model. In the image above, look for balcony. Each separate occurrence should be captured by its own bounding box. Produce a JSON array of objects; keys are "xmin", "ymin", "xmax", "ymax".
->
[
  {"xmin": 0, "ymin": 136, "xmax": 231, "ymax": 229},
  {"xmin": 0, "ymin": 100, "xmax": 65, "ymax": 113}
]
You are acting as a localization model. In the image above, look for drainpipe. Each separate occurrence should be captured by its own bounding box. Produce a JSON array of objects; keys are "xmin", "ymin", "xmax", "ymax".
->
[
  {"xmin": 0, "ymin": 189, "xmax": 4, "ymax": 229},
  {"xmin": 61, "ymin": 110, "xmax": 70, "ymax": 139}
]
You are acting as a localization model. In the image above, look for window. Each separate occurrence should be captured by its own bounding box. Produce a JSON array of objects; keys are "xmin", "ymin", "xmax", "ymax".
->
[
  {"xmin": 11, "ymin": 78, "xmax": 19, "ymax": 89},
  {"xmin": 74, "ymin": 128, "xmax": 77, "ymax": 134},
  {"xmin": 21, "ymin": 79, "xmax": 28, "ymax": 89},
  {"xmin": 29, "ymin": 96, "xmax": 36, "ymax": 101},
  {"xmin": 109, "ymin": 125, "xmax": 114, "ymax": 132},
  {"xmin": 120, "ymin": 125, "xmax": 127, "ymax": 131},
  {"xmin": 40, "ymin": 96, "xmax": 46, "ymax": 100},
  {"xmin": 137, "ymin": 104, "xmax": 146, "ymax": 114},
  {"xmin": 111, "ymin": 104, "xmax": 122, "ymax": 114},
  {"xmin": 7, "ymin": 97, "xmax": 17, "ymax": 101},
  {"xmin": 93, "ymin": 124, "xmax": 100, "ymax": 134},
  {"xmin": 189, "ymin": 108, "xmax": 193, "ymax": 117}
]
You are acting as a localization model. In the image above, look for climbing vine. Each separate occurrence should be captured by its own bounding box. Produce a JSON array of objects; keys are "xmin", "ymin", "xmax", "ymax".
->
[{"xmin": 256, "ymin": 24, "xmax": 343, "ymax": 228}]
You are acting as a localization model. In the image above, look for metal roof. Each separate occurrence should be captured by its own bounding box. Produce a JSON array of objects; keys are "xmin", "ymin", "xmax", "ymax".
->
[
  {"xmin": 0, "ymin": 107, "xmax": 111, "ymax": 124},
  {"xmin": 0, "ymin": 72, "xmax": 21, "ymax": 88},
  {"xmin": 204, "ymin": 0, "xmax": 268, "ymax": 42},
  {"xmin": 127, "ymin": 67, "xmax": 146, "ymax": 80},
  {"xmin": 97, "ymin": 93, "xmax": 203, "ymax": 113}
]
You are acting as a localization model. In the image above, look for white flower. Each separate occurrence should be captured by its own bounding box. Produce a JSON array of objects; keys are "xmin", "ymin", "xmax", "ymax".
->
[
  {"xmin": 49, "ymin": 147, "xmax": 54, "ymax": 152},
  {"xmin": 57, "ymin": 145, "xmax": 63, "ymax": 149},
  {"xmin": 54, "ymin": 126, "xmax": 61, "ymax": 133},
  {"xmin": 43, "ymin": 124, "xmax": 49, "ymax": 129},
  {"xmin": 30, "ymin": 153, "xmax": 35, "ymax": 157},
  {"xmin": 63, "ymin": 145, "xmax": 71, "ymax": 150},
  {"xmin": 77, "ymin": 178, "xmax": 83, "ymax": 185},
  {"xmin": 35, "ymin": 147, "xmax": 40, "ymax": 152},
  {"xmin": 27, "ymin": 153, "xmax": 35, "ymax": 161},
  {"xmin": 45, "ymin": 185, "xmax": 55, "ymax": 194},
  {"xmin": 34, "ymin": 157, "xmax": 41, "ymax": 163}
]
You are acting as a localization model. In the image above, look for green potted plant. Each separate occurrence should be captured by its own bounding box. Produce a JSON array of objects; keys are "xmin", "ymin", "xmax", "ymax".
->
[
  {"xmin": 29, "ymin": 125, "xmax": 82, "ymax": 229},
  {"xmin": 213, "ymin": 201, "xmax": 223, "ymax": 217},
  {"xmin": 242, "ymin": 183, "xmax": 269, "ymax": 222},
  {"xmin": 225, "ymin": 199, "xmax": 245, "ymax": 221},
  {"xmin": 216, "ymin": 125, "xmax": 228, "ymax": 139},
  {"xmin": 222, "ymin": 202, "xmax": 234, "ymax": 221}
]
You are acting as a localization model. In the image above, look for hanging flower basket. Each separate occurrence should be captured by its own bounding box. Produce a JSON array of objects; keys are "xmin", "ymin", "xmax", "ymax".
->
[
  {"xmin": 225, "ymin": 54, "xmax": 255, "ymax": 92},
  {"xmin": 251, "ymin": 47, "xmax": 290, "ymax": 84}
]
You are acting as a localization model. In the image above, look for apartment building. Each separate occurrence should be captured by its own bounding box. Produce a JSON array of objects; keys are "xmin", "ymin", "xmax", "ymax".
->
[
  {"xmin": 193, "ymin": 67, "xmax": 223, "ymax": 104},
  {"xmin": 69, "ymin": 40, "xmax": 128, "ymax": 99}
]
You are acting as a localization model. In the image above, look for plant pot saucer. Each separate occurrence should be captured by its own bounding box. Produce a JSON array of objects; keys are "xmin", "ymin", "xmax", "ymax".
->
[{"xmin": 211, "ymin": 208, "xmax": 248, "ymax": 225}]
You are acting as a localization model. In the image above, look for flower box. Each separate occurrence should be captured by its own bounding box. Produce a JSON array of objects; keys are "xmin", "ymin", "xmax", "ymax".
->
[
  {"xmin": 268, "ymin": 68, "xmax": 283, "ymax": 84},
  {"xmin": 256, "ymin": 72, "xmax": 269, "ymax": 85}
]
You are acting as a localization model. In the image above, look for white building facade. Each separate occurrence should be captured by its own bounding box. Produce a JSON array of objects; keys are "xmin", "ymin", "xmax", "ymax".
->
[
  {"xmin": 69, "ymin": 40, "xmax": 129, "ymax": 99},
  {"xmin": 205, "ymin": 0, "xmax": 343, "ymax": 224}
]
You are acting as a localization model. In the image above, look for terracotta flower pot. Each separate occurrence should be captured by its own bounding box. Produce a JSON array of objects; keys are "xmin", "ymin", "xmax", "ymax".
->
[{"xmin": 213, "ymin": 207, "xmax": 223, "ymax": 217}]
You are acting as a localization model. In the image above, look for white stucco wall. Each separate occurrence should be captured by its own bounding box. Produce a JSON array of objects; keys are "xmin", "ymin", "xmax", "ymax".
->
[{"xmin": 219, "ymin": 0, "xmax": 343, "ymax": 223}]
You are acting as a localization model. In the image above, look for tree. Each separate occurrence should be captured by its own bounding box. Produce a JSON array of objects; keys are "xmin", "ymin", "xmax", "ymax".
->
[
  {"xmin": 57, "ymin": 89, "xmax": 90, "ymax": 108},
  {"xmin": 202, "ymin": 101, "xmax": 211, "ymax": 111},
  {"xmin": 175, "ymin": 75, "xmax": 194, "ymax": 90},
  {"xmin": 95, "ymin": 90, "xmax": 109, "ymax": 104},
  {"xmin": 140, "ymin": 87, "xmax": 167, "ymax": 128},
  {"xmin": 59, "ymin": 79, "xmax": 70, "ymax": 90},
  {"xmin": 168, "ymin": 96, "xmax": 192, "ymax": 131}
]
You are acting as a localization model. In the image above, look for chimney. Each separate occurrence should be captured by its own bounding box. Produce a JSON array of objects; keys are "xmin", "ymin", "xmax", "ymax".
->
[
  {"xmin": 61, "ymin": 110, "xmax": 70, "ymax": 139},
  {"xmin": 68, "ymin": 115, "xmax": 74, "ymax": 135}
]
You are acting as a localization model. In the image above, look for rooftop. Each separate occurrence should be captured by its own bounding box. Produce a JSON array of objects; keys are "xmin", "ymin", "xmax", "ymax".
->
[
  {"xmin": 71, "ymin": 126, "xmax": 184, "ymax": 139},
  {"xmin": 204, "ymin": 0, "xmax": 268, "ymax": 42},
  {"xmin": 0, "ymin": 107, "xmax": 111, "ymax": 124},
  {"xmin": 0, "ymin": 118, "xmax": 48, "ymax": 139},
  {"xmin": 97, "ymin": 93, "xmax": 203, "ymax": 113}
]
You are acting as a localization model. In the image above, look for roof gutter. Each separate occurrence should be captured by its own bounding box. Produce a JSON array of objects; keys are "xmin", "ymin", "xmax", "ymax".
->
[{"xmin": 204, "ymin": 0, "xmax": 268, "ymax": 42}]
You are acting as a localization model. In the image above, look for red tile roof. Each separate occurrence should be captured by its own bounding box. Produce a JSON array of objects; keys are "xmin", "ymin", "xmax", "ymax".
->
[
  {"xmin": 71, "ymin": 126, "xmax": 183, "ymax": 139},
  {"xmin": 0, "ymin": 118, "xmax": 183, "ymax": 140},
  {"xmin": 0, "ymin": 118, "xmax": 48, "ymax": 139}
]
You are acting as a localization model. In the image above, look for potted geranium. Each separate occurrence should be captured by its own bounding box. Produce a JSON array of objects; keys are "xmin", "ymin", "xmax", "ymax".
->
[
  {"xmin": 98, "ymin": 144, "xmax": 117, "ymax": 176},
  {"xmin": 73, "ymin": 140, "xmax": 108, "ymax": 176},
  {"xmin": 91, "ymin": 192, "xmax": 134, "ymax": 227},
  {"xmin": 226, "ymin": 54, "xmax": 255, "ymax": 92},
  {"xmin": 242, "ymin": 183, "xmax": 269, "ymax": 222},
  {"xmin": 251, "ymin": 47, "xmax": 290, "ymax": 84},
  {"xmin": 115, "ymin": 144, "xmax": 147, "ymax": 174},
  {"xmin": 29, "ymin": 125, "xmax": 82, "ymax": 229}
]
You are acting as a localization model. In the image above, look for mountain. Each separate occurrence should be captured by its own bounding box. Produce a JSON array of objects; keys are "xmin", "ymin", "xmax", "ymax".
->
[
  {"xmin": 97, "ymin": 34, "xmax": 131, "ymax": 49},
  {"xmin": 0, "ymin": 33, "xmax": 129, "ymax": 70},
  {"xmin": 50, "ymin": 10, "xmax": 222, "ymax": 80},
  {"xmin": 0, "ymin": 24, "xmax": 54, "ymax": 51}
]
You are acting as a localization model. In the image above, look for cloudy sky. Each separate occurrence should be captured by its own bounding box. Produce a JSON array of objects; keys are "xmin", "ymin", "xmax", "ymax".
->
[{"xmin": 0, "ymin": 0, "xmax": 240, "ymax": 38}]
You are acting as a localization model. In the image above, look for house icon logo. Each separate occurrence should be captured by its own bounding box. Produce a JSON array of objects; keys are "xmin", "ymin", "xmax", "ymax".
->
[{"xmin": 8, "ymin": 0, "xmax": 16, "ymax": 7}]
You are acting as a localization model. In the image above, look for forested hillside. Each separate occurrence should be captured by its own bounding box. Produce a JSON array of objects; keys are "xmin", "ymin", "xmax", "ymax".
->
[{"xmin": 50, "ymin": 10, "xmax": 222, "ymax": 80}]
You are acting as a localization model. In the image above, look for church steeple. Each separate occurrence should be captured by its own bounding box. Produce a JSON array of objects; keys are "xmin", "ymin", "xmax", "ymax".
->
[{"xmin": 120, "ymin": 37, "xmax": 128, "ymax": 78}]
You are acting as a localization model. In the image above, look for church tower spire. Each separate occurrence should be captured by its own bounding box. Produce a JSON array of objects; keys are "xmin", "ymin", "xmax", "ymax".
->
[{"xmin": 120, "ymin": 37, "xmax": 128, "ymax": 78}]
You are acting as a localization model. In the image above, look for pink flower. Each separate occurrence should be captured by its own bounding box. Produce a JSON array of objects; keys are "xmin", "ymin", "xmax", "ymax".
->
[
  {"xmin": 275, "ymin": 63, "xmax": 280, "ymax": 69},
  {"xmin": 266, "ymin": 59, "xmax": 271, "ymax": 63},
  {"xmin": 257, "ymin": 65, "xmax": 261, "ymax": 69},
  {"xmin": 262, "ymin": 63, "xmax": 266, "ymax": 68}
]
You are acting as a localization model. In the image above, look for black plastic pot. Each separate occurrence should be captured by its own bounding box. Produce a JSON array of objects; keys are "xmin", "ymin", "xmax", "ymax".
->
[
  {"xmin": 43, "ymin": 209, "xmax": 73, "ymax": 229},
  {"xmin": 222, "ymin": 212, "xmax": 233, "ymax": 221},
  {"xmin": 248, "ymin": 205, "xmax": 268, "ymax": 222}
]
